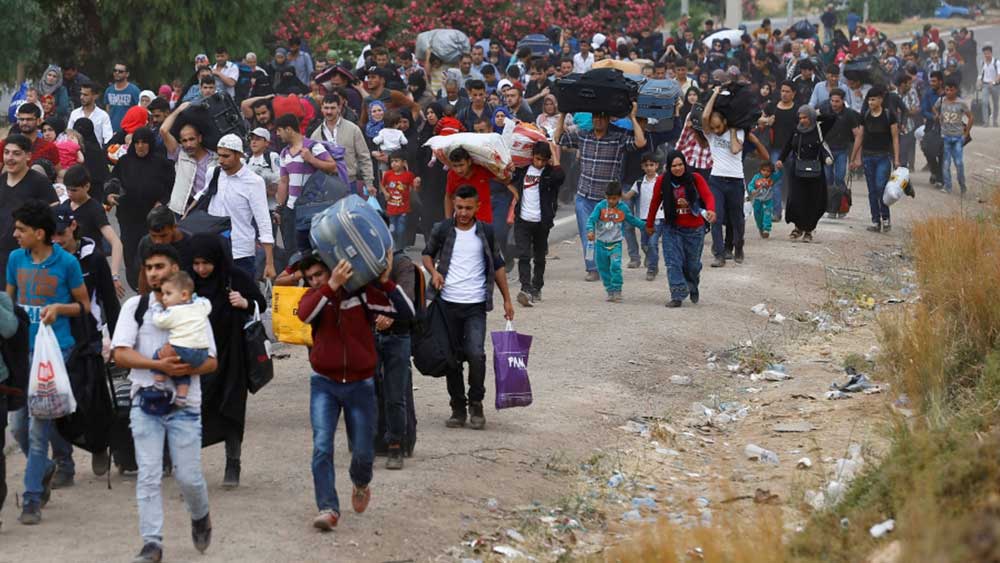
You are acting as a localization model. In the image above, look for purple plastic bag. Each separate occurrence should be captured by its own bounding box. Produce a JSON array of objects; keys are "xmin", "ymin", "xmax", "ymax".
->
[{"xmin": 492, "ymin": 321, "xmax": 533, "ymax": 409}]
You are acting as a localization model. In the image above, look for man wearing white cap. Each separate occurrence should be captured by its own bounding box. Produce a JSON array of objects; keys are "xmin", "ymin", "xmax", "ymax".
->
[{"xmin": 205, "ymin": 134, "xmax": 276, "ymax": 279}]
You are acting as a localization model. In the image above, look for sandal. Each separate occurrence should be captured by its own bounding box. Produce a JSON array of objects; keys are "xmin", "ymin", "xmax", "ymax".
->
[{"xmin": 789, "ymin": 229, "xmax": 803, "ymax": 240}]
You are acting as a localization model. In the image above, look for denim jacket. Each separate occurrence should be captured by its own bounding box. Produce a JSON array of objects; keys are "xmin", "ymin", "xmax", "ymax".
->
[{"xmin": 422, "ymin": 219, "xmax": 505, "ymax": 311}]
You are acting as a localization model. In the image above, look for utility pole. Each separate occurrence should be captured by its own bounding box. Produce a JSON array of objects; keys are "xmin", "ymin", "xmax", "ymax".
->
[
  {"xmin": 787, "ymin": 0, "xmax": 793, "ymax": 24},
  {"xmin": 725, "ymin": 0, "xmax": 742, "ymax": 29},
  {"xmin": 863, "ymin": 0, "xmax": 870, "ymax": 22},
  {"xmin": 681, "ymin": 0, "xmax": 689, "ymax": 16}
]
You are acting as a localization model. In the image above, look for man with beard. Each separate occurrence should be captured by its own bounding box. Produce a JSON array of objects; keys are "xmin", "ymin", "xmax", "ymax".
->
[
  {"xmin": 0, "ymin": 105, "xmax": 60, "ymax": 171},
  {"xmin": 309, "ymin": 93, "xmax": 374, "ymax": 195},
  {"xmin": 160, "ymin": 102, "xmax": 219, "ymax": 215}
]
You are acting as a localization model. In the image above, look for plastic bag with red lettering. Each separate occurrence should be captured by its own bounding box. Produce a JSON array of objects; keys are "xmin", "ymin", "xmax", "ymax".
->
[
  {"xmin": 422, "ymin": 132, "xmax": 511, "ymax": 176},
  {"xmin": 502, "ymin": 120, "xmax": 549, "ymax": 168}
]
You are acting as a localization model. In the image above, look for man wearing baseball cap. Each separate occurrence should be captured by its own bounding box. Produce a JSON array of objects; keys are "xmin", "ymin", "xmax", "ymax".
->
[
  {"xmin": 204, "ymin": 134, "xmax": 275, "ymax": 279},
  {"xmin": 246, "ymin": 128, "xmax": 282, "ymax": 244}
]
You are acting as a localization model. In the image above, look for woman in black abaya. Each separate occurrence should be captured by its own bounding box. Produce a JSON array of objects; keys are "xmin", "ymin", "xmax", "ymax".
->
[{"xmin": 777, "ymin": 105, "xmax": 834, "ymax": 242}]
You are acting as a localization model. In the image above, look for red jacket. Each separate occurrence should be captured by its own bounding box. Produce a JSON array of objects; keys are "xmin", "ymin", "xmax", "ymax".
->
[
  {"xmin": 297, "ymin": 280, "xmax": 415, "ymax": 383},
  {"xmin": 646, "ymin": 172, "xmax": 716, "ymax": 231}
]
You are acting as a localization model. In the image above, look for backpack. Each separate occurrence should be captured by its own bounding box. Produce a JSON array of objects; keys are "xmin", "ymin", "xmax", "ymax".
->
[
  {"xmin": 0, "ymin": 305, "xmax": 31, "ymax": 411},
  {"xmin": 235, "ymin": 63, "xmax": 253, "ymax": 102},
  {"xmin": 178, "ymin": 168, "xmax": 232, "ymax": 236}
]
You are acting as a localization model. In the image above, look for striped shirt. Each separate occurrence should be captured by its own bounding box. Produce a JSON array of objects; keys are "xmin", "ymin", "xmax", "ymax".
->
[
  {"xmin": 559, "ymin": 128, "xmax": 638, "ymax": 200},
  {"xmin": 279, "ymin": 139, "xmax": 332, "ymax": 208}
]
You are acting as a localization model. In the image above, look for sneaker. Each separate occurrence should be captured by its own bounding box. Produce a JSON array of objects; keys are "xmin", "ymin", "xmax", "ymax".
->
[
  {"xmin": 665, "ymin": 299, "xmax": 682, "ymax": 308},
  {"xmin": 51, "ymin": 471, "xmax": 74, "ymax": 489},
  {"xmin": 645, "ymin": 271, "xmax": 657, "ymax": 281},
  {"xmin": 92, "ymin": 448, "xmax": 111, "ymax": 477},
  {"xmin": 468, "ymin": 401, "xmax": 486, "ymax": 430},
  {"xmin": 627, "ymin": 259, "xmax": 641, "ymax": 269},
  {"xmin": 131, "ymin": 542, "xmax": 163, "ymax": 563},
  {"xmin": 723, "ymin": 250, "xmax": 734, "ymax": 260},
  {"xmin": 710, "ymin": 256, "xmax": 725, "ymax": 268},
  {"xmin": 516, "ymin": 291, "xmax": 533, "ymax": 307},
  {"xmin": 40, "ymin": 464, "xmax": 56, "ymax": 508},
  {"xmin": 690, "ymin": 292, "xmax": 700, "ymax": 304},
  {"xmin": 734, "ymin": 248, "xmax": 744, "ymax": 263},
  {"xmin": 530, "ymin": 291, "xmax": 542, "ymax": 303},
  {"xmin": 313, "ymin": 510, "xmax": 339, "ymax": 531},
  {"xmin": 584, "ymin": 271, "xmax": 600, "ymax": 282},
  {"xmin": 446, "ymin": 406, "xmax": 467, "ymax": 428},
  {"xmin": 191, "ymin": 512, "xmax": 212, "ymax": 553},
  {"xmin": 881, "ymin": 219, "xmax": 891, "ymax": 233},
  {"xmin": 761, "ymin": 231, "xmax": 770, "ymax": 239},
  {"xmin": 386, "ymin": 445, "xmax": 404, "ymax": 470},
  {"xmin": 610, "ymin": 292, "xmax": 623, "ymax": 303},
  {"xmin": 866, "ymin": 223, "xmax": 883, "ymax": 233},
  {"xmin": 803, "ymin": 231, "xmax": 813, "ymax": 243},
  {"xmin": 789, "ymin": 229, "xmax": 803, "ymax": 240},
  {"xmin": 352, "ymin": 485, "xmax": 372, "ymax": 513},
  {"xmin": 939, "ymin": 187, "xmax": 951, "ymax": 193},
  {"xmin": 222, "ymin": 458, "xmax": 240, "ymax": 490},
  {"xmin": 18, "ymin": 501, "xmax": 41, "ymax": 525},
  {"xmin": 606, "ymin": 292, "xmax": 615, "ymax": 302}
]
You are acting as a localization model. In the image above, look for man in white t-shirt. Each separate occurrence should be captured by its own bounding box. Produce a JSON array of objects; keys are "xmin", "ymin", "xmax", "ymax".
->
[
  {"xmin": 422, "ymin": 185, "xmax": 514, "ymax": 431},
  {"xmin": 980, "ymin": 45, "xmax": 1000, "ymax": 127},
  {"xmin": 702, "ymin": 86, "xmax": 747, "ymax": 267},
  {"xmin": 67, "ymin": 82, "xmax": 114, "ymax": 145},
  {"xmin": 211, "ymin": 47, "xmax": 240, "ymax": 98},
  {"xmin": 573, "ymin": 41, "xmax": 595, "ymax": 74}
]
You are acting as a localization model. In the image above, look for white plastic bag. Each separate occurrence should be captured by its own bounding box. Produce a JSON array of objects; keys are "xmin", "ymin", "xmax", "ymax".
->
[
  {"xmin": 883, "ymin": 166, "xmax": 908, "ymax": 206},
  {"xmin": 501, "ymin": 120, "xmax": 549, "ymax": 168},
  {"xmin": 414, "ymin": 29, "xmax": 471, "ymax": 64},
  {"xmin": 28, "ymin": 323, "xmax": 76, "ymax": 419},
  {"xmin": 423, "ymin": 132, "xmax": 512, "ymax": 176}
]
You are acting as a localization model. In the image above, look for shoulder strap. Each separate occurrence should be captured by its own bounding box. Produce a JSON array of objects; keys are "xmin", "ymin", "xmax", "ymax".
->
[
  {"xmin": 134, "ymin": 293, "xmax": 151, "ymax": 328},
  {"xmin": 413, "ymin": 261, "xmax": 426, "ymax": 313},
  {"xmin": 263, "ymin": 151, "xmax": 273, "ymax": 168},
  {"xmin": 206, "ymin": 166, "xmax": 223, "ymax": 198}
]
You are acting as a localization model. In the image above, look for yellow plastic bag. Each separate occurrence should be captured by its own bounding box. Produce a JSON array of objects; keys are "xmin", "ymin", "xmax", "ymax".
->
[{"xmin": 271, "ymin": 286, "xmax": 313, "ymax": 346}]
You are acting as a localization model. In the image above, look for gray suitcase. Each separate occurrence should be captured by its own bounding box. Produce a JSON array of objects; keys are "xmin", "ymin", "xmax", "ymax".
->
[{"xmin": 309, "ymin": 195, "xmax": 393, "ymax": 294}]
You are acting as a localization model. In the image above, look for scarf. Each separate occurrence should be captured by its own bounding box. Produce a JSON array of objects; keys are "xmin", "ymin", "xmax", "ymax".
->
[
  {"xmin": 113, "ymin": 127, "xmax": 172, "ymax": 217},
  {"xmin": 663, "ymin": 149, "xmax": 698, "ymax": 226},
  {"xmin": 38, "ymin": 64, "xmax": 64, "ymax": 96},
  {"xmin": 189, "ymin": 233, "xmax": 233, "ymax": 326},
  {"xmin": 71, "ymin": 117, "xmax": 110, "ymax": 188},
  {"xmin": 542, "ymin": 94, "xmax": 559, "ymax": 117},
  {"xmin": 491, "ymin": 106, "xmax": 513, "ymax": 133},
  {"xmin": 365, "ymin": 100, "xmax": 386, "ymax": 139},
  {"xmin": 120, "ymin": 105, "xmax": 149, "ymax": 134},
  {"xmin": 797, "ymin": 104, "xmax": 817, "ymax": 133}
]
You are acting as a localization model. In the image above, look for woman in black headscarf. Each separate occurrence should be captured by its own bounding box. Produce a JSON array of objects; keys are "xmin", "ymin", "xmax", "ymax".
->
[
  {"xmin": 187, "ymin": 233, "xmax": 266, "ymax": 488},
  {"xmin": 777, "ymin": 105, "xmax": 833, "ymax": 242},
  {"xmin": 416, "ymin": 103, "xmax": 448, "ymax": 242},
  {"xmin": 109, "ymin": 127, "xmax": 176, "ymax": 290},
  {"xmin": 72, "ymin": 117, "xmax": 110, "ymax": 202}
]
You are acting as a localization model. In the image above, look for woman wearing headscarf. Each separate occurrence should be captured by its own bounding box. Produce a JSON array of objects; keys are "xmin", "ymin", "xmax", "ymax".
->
[
  {"xmin": 416, "ymin": 103, "xmax": 448, "ymax": 241},
  {"xmin": 71, "ymin": 117, "xmax": 110, "ymax": 202},
  {"xmin": 187, "ymin": 233, "xmax": 266, "ymax": 489},
  {"xmin": 645, "ymin": 149, "xmax": 717, "ymax": 307},
  {"xmin": 108, "ymin": 127, "xmax": 175, "ymax": 290},
  {"xmin": 491, "ymin": 106, "xmax": 514, "ymax": 134},
  {"xmin": 38, "ymin": 64, "xmax": 71, "ymax": 122},
  {"xmin": 535, "ymin": 94, "xmax": 562, "ymax": 137},
  {"xmin": 776, "ymin": 105, "xmax": 833, "ymax": 242}
]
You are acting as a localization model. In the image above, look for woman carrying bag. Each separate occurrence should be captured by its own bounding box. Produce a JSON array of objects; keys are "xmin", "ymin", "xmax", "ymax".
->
[{"xmin": 776, "ymin": 105, "xmax": 835, "ymax": 242}]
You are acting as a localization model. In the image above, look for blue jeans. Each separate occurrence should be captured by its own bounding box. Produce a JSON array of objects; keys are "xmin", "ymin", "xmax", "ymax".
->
[
  {"xmin": 825, "ymin": 149, "xmax": 850, "ymax": 192},
  {"xmin": 769, "ymin": 149, "xmax": 788, "ymax": 218},
  {"xmin": 233, "ymin": 256, "xmax": 256, "ymax": 279},
  {"xmin": 10, "ymin": 406, "xmax": 75, "ymax": 479},
  {"xmin": 862, "ymin": 154, "xmax": 892, "ymax": 224},
  {"xmin": 574, "ymin": 194, "xmax": 601, "ymax": 272},
  {"xmin": 389, "ymin": 214, "xmax": 408, "ymax": 250},
  {"xmin": 310, "ymin": 375, "xmax": 376, "ymax": 514},
  {"xmin": 375, "ymin": 333, "xmax": 412, "ymax": 446},
  {"xmin": 709, "ymin": 176, "xmax": 746, "ymax": 258},
  {"xmin": 941, "ymin": 136, "xmax": 966, "ymax": 193},
  {"xmin": 662, "ymin": 225, "xmax": 706, "ymax": 301},
  {"xmin": 642, "ymin": 221, "xmax": 664, "ymax": 273},
  {"xmin": 622, "ymin": 199, "xmax": 640, "ymax": 263},
  {"xmin": 131, "ymin": 405, "xmax": 209, "ymax": 545}
]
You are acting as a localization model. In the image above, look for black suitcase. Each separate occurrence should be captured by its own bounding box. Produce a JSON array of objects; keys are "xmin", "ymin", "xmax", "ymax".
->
[
  {"xmin": 972, "ymin": 93, "xmax": 986, "ymax": 126},
  {"xmin": 843, "ymin": 57, "xmax": 886, "ymax": 85},
  {"xmin": 517, "ymin": 34, "xmax": 554, "ymax": 57},
  {"xmin": 712, "ymin": 83, "xmax": 762, "ymax": 130},
  {"xmin": 169, "ymin": 92, "xmax": 247, "ymax": 151},
  {"xmin": 556, "ymin": 68, "xmax": 639, "ymax": 117}
]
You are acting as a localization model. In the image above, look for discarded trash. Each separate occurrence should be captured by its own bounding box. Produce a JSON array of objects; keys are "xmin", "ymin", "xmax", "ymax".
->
[
  {"xmin": 655, "ymin": 447, "xmax": 681, "ymax": 456},
  {"xmin": 631, "ymin": 496, "xmax": 657, "ymax": 510},
  {"xmin": 840, "ymin": 517, "xmax": 850, "ymax": 529},
  {"xmin": 621, "ymin": 509, "xmax": 643, "ymax": 522},
  {"xmin": 825, "ymin": 390, "xmax": 851, "ymax": 400},
  {"xmin": 751, "ymin": 303, "xmax": 770, "ymax": 317},
  {"xmin": 608, "ymin": 472, "xmax": 625, "ymax": 488},
  {"xmin": 505, "ymin": 529, "xmax": 526, "ymax": 543},
  {"xmin": 863, "ymin": 386, "xmax": 885, "ymax": 395},
  {"xmin": 830, "ymin": 370, "xmax": 877, "ymax": 393},
  {"xmin": 695, "ymin": 496, "xmax": 710, "ymax": 508},
  {"xmin": 486, "ymin": 498, "xmax": 500, "ymax": 511},
  {"xmin": 827, "ymin": 480, "xmax": 847, "ymax": 503},
  {"xmin": 727, "ymin": 363, "xmax": 741, "ymax": 372},
  {"xmin": 619, "ymin": 420, "xmax": 651, "ymax": 437},
  {"xmin": 744, "ymin": 444, "xmax": 780, "ymax": 464},
  {"xmin": 493, "ymin": 545, "xmax": 526, "ymax": 559},
  {"xmin": 773, "ymin": 421, "xmax": 815, "ymax": 433},
  {"xmin": 797, "ymin": 457, "xmax": 813, "ymax": 469},
  {"xmin": 762, "ymin": 369, "xmax": 791, "ymax": 381},
  {"xmin": 754, "ymin": 488, "xmax": 780, "ymax": 504},
  {"xmin": 770, "ymin": 313, "xmax": 786, "ymax": 324},
  {"xmin": 805, "ymin": 490, "xmax": 826, "ymax": 510},
  {"xmin": 700, "ymin": 509, "xmax": 713, "ymax": 526},
  {"xmin": 670, "ymin": 375, "xmax": 693, "ymax": 385},
  {"xmin": 870, "ymin": 519, "xmax": 895, "ymax": 538}
]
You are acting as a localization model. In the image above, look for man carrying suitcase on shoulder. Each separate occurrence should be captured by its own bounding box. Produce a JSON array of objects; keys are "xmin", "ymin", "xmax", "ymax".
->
[{"xmin": 554, "ymin": 102, "xmax": 646, "ymax": 281}]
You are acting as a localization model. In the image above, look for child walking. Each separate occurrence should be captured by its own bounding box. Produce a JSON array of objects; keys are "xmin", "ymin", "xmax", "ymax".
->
[
  {"xmin": 746, "ymin": 161, "xmax": 783, "ymax": 238},
  {"xmin": 151, "ymin": 271, "xmax": 212, "ymax": 406},
  {"xmin": 627, "ymin": 153, "xmax": 665, "ymax": 281},
  {"xmin": 381, "ymin": 152, "xmax": 421, "ymax": 250},
  {"xmin": 587, "ymin": 182, "xmax": 647, "ymax": 303},
  {"xmin": 512, "ymin": 141, "xmax": 565, "ymax": 306}
]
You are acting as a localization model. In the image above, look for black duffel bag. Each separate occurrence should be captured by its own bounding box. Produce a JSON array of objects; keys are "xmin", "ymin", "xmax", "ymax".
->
[
  {"xmin": 843, "ymin": 57, "xmax": 887, "ymax": 86},
  {"xmin": 711, "ymin": 82, "xmax": 762, "ymax": 131},
  {"xmin": 556, "ymin": 68, "xmax": 639, "ymax": 117},
  {"xmin": 412, "ymin": 298, "xmax": 458, "ymax": 377}
]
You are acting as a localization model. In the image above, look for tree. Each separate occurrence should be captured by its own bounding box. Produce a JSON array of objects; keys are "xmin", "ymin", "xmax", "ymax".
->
[{"xmin": 0, "ymin": 0, "xmax": 44, "ymax": 83}]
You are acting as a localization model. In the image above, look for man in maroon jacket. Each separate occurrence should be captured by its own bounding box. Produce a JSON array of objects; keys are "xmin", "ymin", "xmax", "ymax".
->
[{"xmin": 296, "ymin": 254, "xmax": 415, "ymax": 532}]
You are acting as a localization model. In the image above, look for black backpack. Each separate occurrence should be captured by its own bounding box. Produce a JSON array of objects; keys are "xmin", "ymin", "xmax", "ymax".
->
[
  {"xmin": 178, "ymin": 168, "xmax": 232, "ymax": 236},
  {"xmin": 0, "ymin": 305, "xmax": 31, "ymax": 411}
]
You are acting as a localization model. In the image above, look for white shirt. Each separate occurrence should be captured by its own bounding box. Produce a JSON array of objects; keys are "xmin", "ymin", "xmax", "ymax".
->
[
  {"xmin": 68, "ymin": 106, "xmax": 114, "ymax": 146},
  {"xmin": 214, "ymin": 61, "xmax": 240, "ymax": 97},
  {"xmin": 706, "ymin": 129, "xmax": 745, "ymax": 180},
  {"xmin": 982, "ymin": 58, "xmax": 1000, "ymax": 85},
  {"xmin": 247, "ymin": 151, "xmax": 281, "ymax": 209},
  {"xmin": 630, "ymin": 176, "xmax": 664, "ymax": 221},
  {"xmin": 373, "ymin": 128, "xmax": 407, "ymax": 153},
  {"xmin": 152, "ymin": 298, "xmax": 213, "ymax": 349},
  {"xmin": 573, "ymin": 52, "xmax": 594, "ymax": 74},
  {"xmin": 441, "ymin": 227, "xmax": 487, "ymax": 304},
  {"xmin": 206, "ymin": 163, "xmax": 274, "ymax": 259},
  {"xmin": 112, "ymin": 296, "xmax": 217, "ymax": 408},
  {"xmin": 520, "ymin": 166, "xmax": 543, "ymax": 222}
]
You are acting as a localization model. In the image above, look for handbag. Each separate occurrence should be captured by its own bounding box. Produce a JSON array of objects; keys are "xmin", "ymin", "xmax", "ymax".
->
[
  {"xmin": 491, "ymin": 321, "xmax": 533, "ymax": 409},
  {"xmin": 412, "ymin": 297, "xmax": 458, "ymax": 377},
  {"xmin": 244, "ymin": 302, "xmax": 274, "ymax": 394},
  {"xmin": 793, "ymin": 127, "xmax": 829, "ymax": 179}
]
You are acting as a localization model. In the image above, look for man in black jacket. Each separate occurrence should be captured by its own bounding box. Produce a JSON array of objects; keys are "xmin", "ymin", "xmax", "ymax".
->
[
  {"xmin": 52, "ymin": 209, "xmax": 121, "ymax": 338},
  {"xmin": 510, "ymin": 142, "xmax": 565, "ymax": 306}
]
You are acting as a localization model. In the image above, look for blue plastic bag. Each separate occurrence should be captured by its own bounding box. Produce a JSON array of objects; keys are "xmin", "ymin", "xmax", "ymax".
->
[
  {"xmin": 7, "ymin": 81, "xmax": 28, "ymax": 124},
  {"xmin": 492, "ymin": 321, "xmax": 533, "ymax": 409}
]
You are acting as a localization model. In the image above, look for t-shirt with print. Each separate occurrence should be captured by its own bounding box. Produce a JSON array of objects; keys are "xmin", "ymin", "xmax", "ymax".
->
[
  {"xmin": 446, "ymin": 164, "xmax": 494, "ymax": 223},
  {"xmin": 279, "ymin": 139, "xmax": 332, "ymax": 208},
  {"xmin": 62, "ymin": 198, "xmax": 109, "ymax": 244},
  {"xmin": 102, "ymin": 83, "xmax": 142, "ymax": 132},
  {"xmin": 6, "ymin": 244, "xmax": 84, "ymax": 351},
  {"xmin": 520, "ymin": 166, "xmax": 543, "ymax": 222},
  {"xmin": 589, "ymin": 200, "xmax": 645, "ymax": 244},
  {"xmin": 382, "ymin": 170, "xmax": 416, "ymax": 215},
  {"xmin": 747, "ymin": 170, "xmax": 783, "ymax": 201},
  {"xmin": 705, "ymin": 129, "xmax": 746, "ymax": 179},
  {"xmin": 936, "ymin": 97, "xmax": 969, "ymax": 138}
]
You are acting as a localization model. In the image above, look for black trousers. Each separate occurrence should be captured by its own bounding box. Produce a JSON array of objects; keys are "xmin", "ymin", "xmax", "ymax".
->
[
  {"xmin": 514, "ymin": 219, "xmax": 550, "ymax": 294},
  {"xmin": 1, "ymin": 395, "xmax": 7, "ymax": 514}
]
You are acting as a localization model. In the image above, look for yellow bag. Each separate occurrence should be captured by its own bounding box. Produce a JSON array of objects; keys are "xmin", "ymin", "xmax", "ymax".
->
[{"xmin": 271, "ymin": 286, "xmax": 313, "ymax": 346}]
